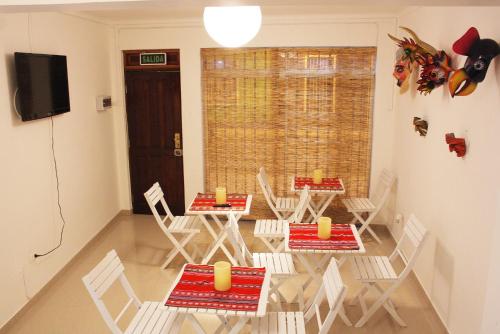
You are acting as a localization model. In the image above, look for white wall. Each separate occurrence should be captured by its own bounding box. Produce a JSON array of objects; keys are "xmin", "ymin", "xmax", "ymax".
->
[
  {"xmin": 113, "ymin": 15, "xmax": 398, "ymax": 211},
  {"xmin": 391, "ymin": 6, "xmax": 500, "ymax": 334},
  {"xmin": 0, "ymin": 12, "xmax": 119, "ymax": 328},
  {"xmin": 481, "ymin": 193, "xmax": 500, "ymax": 334}
]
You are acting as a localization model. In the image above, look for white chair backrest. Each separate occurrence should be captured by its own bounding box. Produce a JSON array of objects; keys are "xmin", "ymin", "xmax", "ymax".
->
[
  {"xmin": 390, "ymin": 214, "xmax": 428, "ymax": 279},
  {"xmin": 257, "ymin": 166, "xmax": 277, "ymax": 205},
  {"xmin": 370, "ymin": 169, "xmax": 395, "ymax": 209},
  {"xmin": 82, "ymin": 250, "xmax": 141, "ymax": 334},
  {"xmin": 144, "ymin": 182, "xmax": 175, "ymax": 232},
  {"xmin": 305, "ymin": 260, "xmax": 347, "ymax": 334},
  {"xmin": 289, "ymin": 186, "xmax": 310, "ymax": 224},
  {"xmin": 225, "ymin": 212, "xmax": 253, "ymax": 266}
]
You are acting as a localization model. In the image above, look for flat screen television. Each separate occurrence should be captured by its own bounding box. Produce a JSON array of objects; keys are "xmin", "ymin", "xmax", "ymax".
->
[{"xmin": 14, "ymin": 52, "xmax": 70, "ymax": 121}]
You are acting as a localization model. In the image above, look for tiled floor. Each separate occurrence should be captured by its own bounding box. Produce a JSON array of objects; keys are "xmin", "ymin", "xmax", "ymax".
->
[{"xmin": 1, "ymin": 213, "xmax": 447, "ymax": 334}]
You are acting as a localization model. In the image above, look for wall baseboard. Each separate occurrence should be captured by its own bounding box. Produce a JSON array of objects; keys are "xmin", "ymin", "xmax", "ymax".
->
[
  {"xmin": 0, "ymin": 210, "xmax": 123, "ymax": 333},
  {"xmin": 387, "ymin": 225, "xmax": 451, "ymax": 334},
  {"xmin": 118, "ymin": 209, "xmax": 133, "ymax": 216}
]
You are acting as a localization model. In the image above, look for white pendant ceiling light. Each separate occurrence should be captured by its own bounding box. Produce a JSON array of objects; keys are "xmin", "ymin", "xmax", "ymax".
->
[{"xmin": 203, "ymin": 6, "xmax": 262, "ymax": 48}]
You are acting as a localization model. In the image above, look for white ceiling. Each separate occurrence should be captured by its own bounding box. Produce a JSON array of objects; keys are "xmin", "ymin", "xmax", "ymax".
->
[{"xmin": 0, "ymin": 0, "xmax": 499, "ymax": 24}]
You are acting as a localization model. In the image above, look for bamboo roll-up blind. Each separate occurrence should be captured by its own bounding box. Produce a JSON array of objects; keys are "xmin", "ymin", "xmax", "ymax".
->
[{"xmin": 202, "ymin": 47, "xmax": 376, "ymax": 218}]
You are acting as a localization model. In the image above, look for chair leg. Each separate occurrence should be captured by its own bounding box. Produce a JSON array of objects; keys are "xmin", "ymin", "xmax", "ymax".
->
[
  {"xmin": 270, "ymin": 279, "xmax": 283, "ymax": 311},
  {"xmin": 162, "ymin": 232, "xmax": 197, "ymax": 269},
  {"xmin": 272, "ymin": 208, "xmax": 284, "ymax": 220},
  {"xmin": 349, "ymin": 284, "xmax": 369, "ymax": 306},
  {"xmin": 339, "ymin": 306, "xmax": 352, "ymax": 326},
  {"xmin": 297, "ymin": 283, "xmax": 305, "ymax": 310},
  {"xmin": 365, "ymin": 225, "xmax": 382, "ymax": 244},
  {"xmin": 258, "ymin": 236, "xmax": 282, "ymax": 253},
  {"xmin": 372, "ymin": 283, "xmax": 406, "ymax": 326},
  {"xmin": 353, "ymin": 212, "xmax": 382, "ymax": 244},
  {"xmin": 354, "ymin": 285, "xmax": 403, "ymax": 328}
]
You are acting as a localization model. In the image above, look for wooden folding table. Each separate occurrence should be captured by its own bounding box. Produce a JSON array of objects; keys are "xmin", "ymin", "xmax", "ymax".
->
[
  {"xmin": 186, "ymin": 193, "xmax": 252, "ymax": 265},
  {"xmin": 291, "ymin": 176, "xmax": 345, "ymax": 223},
  {"xmin": 284, "ymin": 222, "xmax": 365, "ymax": 317},
  {"xmin": 162, "ymin": 263, "xmax": 271, "ymax": 334}
]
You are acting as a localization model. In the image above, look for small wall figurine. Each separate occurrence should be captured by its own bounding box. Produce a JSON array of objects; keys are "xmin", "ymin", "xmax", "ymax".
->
[
  {"xmin": 445, "ymin": 133, "xmax": 466, "ymax": 157},
  {"xmin": 388, "ymin": 27, "xmax": 453, "ymax": 95},
  {"xmin": 413, "ymin": 117, "xmax": 428, "ymax": 137},
  {"xmin": 449, "ymin": 27, "xmax": 500, "ymax": 97}
]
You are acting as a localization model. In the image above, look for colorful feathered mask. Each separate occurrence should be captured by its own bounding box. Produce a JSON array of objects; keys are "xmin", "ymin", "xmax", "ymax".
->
[
  {"xmin": 388, "ymin": 27, "xmax": 453, "ymax": 95},
  {"xmin": 449, "ymin": 27, "xmax": 500, "ymax": 97}
]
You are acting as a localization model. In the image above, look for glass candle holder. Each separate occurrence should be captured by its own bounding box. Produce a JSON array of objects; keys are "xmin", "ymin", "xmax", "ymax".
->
[
  {"xmin": 313, "ymin": 169, "xmax": 323, "ymax": 184},
  {"xmin": 318, "ymin": 216, "xmax": 332, "ymax": 239},
  {"xmin": 215, "ymin": 187, "xmax": 227, "ymax": 205},
  {"xmin": 214, "ymin": 261, "xmax": 231, "ymax": 291}
]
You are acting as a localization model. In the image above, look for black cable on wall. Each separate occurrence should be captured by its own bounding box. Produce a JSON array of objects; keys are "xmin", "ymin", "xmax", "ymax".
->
[{"xmin": 34, "ymin": 116, "xmax": 67, "ymax": 258}]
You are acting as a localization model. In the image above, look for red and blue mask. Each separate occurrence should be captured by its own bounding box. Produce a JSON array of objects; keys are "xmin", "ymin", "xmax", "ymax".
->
[{"xmin": 449, "ymin": 27, "xmax": 499, "ymax": 97}]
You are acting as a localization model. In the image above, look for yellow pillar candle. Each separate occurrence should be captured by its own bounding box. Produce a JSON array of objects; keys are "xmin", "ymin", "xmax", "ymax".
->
[
  {"xmin": 313, "ymin": 169, "xmax": 323, "ymax": 184},
  {"xmin": 214, "ymin": 261, "xmax": 231, "ymax": 291},
  {"xmin": 318, "ymin": 216, "xmax": 332, "ymax": 239},
  {"xmin": 215, "ymin": 187, "xmax": 227, "ymax": 205}
]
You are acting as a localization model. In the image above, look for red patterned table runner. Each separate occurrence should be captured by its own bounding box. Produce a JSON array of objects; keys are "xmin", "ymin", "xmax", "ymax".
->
[
  {"xmin": 294, "ymin": 177, "xmax": 344, "ymax": 191},
  {"xmin": 189, "ymin": 193, "xmax": 248, "ymax": 211},
  {"xmin": 288, "ymin": 223, "xmax": 359, "ymax": 250},
  {"xmin": 165, "ymin": 264, "xmax": 266, "ymax": 311}
]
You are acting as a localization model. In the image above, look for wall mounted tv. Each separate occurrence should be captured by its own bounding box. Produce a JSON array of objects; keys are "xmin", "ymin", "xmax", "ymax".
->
[{"xmin": 14, "ymin": 52, "xmax": 70, "ymax": 121}]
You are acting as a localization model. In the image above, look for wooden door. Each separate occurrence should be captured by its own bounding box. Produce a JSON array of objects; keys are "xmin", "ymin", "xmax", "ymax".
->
[{"xmin": 125, "ymin": 70, "xmax": 185, "ymax": 215}]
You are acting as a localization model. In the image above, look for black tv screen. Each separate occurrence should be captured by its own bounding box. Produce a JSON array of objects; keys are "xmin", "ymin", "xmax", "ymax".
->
[{"xmin": 15, "ymin": 52, "xmax": 70, "ymax": 121}]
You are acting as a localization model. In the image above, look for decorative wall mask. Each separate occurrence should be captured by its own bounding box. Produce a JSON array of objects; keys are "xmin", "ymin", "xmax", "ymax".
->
[
  {"xmin": 449, "ymin": 27, "xmax": 500, "ymax": 97},
  {"xmin": 413, "ymin": 117, "xmax": 428, "ymax": 137},
  {"xmin": 388, "ymin": 27, "xmax": 452, "ymax": 94},
  {"xmin": 445, "ymin": 133, "xmax": 466, "ymax": 157},
  {"xmin": 416, "ymin": 51, "xmax": 452, "ymax": 95},
  {"xmin": 392, "ymin": 48, "xmax": 415, "ymax": 87}
]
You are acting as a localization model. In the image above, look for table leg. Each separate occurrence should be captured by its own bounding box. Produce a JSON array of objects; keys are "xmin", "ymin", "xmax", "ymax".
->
[
  {"xmin": 311, "ymin": 194, "xmax": 336, "ymax": 223},
  {"xmin": 199, "ymin": 214, "xmax": 220, "ymax": 241},
  {"xmin": 215, "ymin": 315, "xmax": 233, "ymax": 334},
  {"xmin": 297, "ymin": 254, "xmax": 332, "ymax": 309},
  {"xmin": 317, "ymin": 252, "xmax": 332, "ymax": 270},
  {"xmin": 228, "ymin": 317, "xmax": 249, "ymax": 334},
  {"xmin": 186, "ymin": 314, "xmax": 207, "ymax": 334},
  {"xmin": 201, "ymin": 230, "xmax": 238, "ymax": 265},
  {"xmin": 211, "ymin": 214, "xmax": 225, "ymax": 234},
  {"xmin": 305, "ymin": 194, "xmax": 336, "ymax": 224},
  {"xmin": 296, "ymin": 254, "xmax": 322, "ymax": 289},
  {"xmin": 200, "ymin": 214, "xmax": 238, "ymax": 265}
]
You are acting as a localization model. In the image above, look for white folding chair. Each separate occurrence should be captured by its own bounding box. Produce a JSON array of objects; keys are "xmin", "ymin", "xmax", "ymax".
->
[
  {"xmin": 251, "ymin": 259, "xmax": 351, "ymax": 333},
  {"xmin": 82, "ymin": 250, "xmax": 182, "ymax": 334},
  {"xmin": 349, "ymin": 214, "xmax": 428, "ymax": 327},
  {"xmin": 257, "ymin": 167, "xmax": 297, "ymax": 219},
  {"xmin": 254, "ymin": 186, "xmax": 311, "ymax": 252},
  {"xmin": 226, "ymin": 212, "xmax": 304, "ymax": 310},
  {"xmin": 144, "ymin": 182, "xmax": 201, "ymax": 269},
  {"xmin": 342, "ymin": 169, "xmax": 395, "ymax": 243}
]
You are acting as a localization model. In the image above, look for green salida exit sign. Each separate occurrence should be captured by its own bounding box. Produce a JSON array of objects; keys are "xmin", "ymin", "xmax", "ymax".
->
[{"xmin": 140, "ymin": 53, "xmax": 167, "ymax": 65}]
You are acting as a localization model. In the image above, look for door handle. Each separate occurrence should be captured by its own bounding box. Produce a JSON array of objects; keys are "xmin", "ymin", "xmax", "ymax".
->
[
  {"xmin": 174, "ymin": 133, "xmax": 181, "ymax": 149},
  {"xmin": 174, "ymin": 133, "xmax": 182, "ymax": 156}
]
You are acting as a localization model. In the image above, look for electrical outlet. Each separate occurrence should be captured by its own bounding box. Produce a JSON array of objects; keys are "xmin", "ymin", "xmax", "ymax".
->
[{"xmin": 394, "ymin": 213, "xmax": 403, "ymax": 224}]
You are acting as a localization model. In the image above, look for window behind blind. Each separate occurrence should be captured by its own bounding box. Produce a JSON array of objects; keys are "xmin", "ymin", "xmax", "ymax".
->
[{"xmin": 201, "ymin": 47, "xmax": 376, "ymax": 218}]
